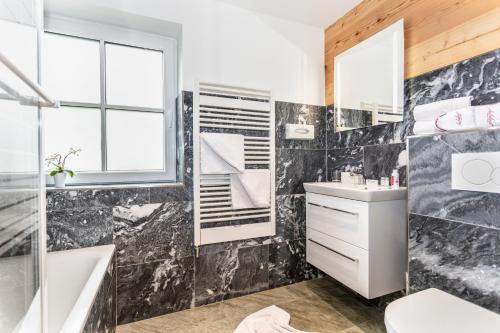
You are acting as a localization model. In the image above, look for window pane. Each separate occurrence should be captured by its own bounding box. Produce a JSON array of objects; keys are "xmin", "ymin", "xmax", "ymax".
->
[
  {"xmin": 42, "ymin": 33, "xmax": 100, "ymax": 103},
  {"xmin": 106, "ymin": 110, "xmax": 164, "ymax": 171},
  {"xmin": 44, "ymin": 107, "xmax": 101, "ymax": 172},
  {"xmin": 105, "ymin": 44, "xmax": 163, "ymax": 108}
]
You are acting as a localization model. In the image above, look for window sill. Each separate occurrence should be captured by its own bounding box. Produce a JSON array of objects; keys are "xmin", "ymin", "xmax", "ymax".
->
[{"xmin": 46, "ymin": 182, "xmax": 184, "ymax": 191}]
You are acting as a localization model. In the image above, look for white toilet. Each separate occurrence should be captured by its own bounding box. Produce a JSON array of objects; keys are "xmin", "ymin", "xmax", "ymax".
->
[{"xmin": 385, "ymin": 288, "xmax": 500, "ymax": 333}]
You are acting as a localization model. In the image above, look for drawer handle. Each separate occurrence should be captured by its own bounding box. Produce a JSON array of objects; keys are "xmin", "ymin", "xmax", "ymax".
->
[
  {"xmin": 308, "ymin": 238, "xmax": 359, "ymax": 263},
  {"xmin": 308, "ymin": 202, "xmax": 358, "ymax": 216}
]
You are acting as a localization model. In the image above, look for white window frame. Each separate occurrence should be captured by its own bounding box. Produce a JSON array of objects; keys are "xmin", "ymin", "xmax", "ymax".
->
[{"xmin": 43, "ymin": 16, "xmax": 178, "ymax": 185}]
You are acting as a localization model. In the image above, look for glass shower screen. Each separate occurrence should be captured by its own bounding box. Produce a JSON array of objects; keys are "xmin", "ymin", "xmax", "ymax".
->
[{"xmin": 0, "ymin": 1, "xmax": 46, "ymax": 332}]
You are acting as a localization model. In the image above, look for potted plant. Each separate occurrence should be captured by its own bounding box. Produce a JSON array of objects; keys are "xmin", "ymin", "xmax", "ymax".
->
[{"xmin": 45, "ymin": 148, "xmax": 81, "ymax": 188}]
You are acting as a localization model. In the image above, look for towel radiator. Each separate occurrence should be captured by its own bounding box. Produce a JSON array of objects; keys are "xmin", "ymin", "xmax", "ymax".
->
[{"xmin": 193, "ymin": 81, "xmax": 276, "ymax": 247}]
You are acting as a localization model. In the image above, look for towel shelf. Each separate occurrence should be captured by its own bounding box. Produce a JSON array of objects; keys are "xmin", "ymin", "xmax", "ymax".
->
[{"xmin": 194, "ymin": 81, "xmax": 276, "ymax": 246}]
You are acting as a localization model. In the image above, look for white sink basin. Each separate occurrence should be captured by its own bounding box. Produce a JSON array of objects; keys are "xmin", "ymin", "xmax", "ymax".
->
[{"xmin": 303, "ymin": 182, "xmax": 407, "ymax": 202}]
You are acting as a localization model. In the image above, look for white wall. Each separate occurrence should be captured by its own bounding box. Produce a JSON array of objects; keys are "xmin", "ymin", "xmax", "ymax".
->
[{"xmin": 45, "ymin": 0, "xmax": 325, "ymax": 105}]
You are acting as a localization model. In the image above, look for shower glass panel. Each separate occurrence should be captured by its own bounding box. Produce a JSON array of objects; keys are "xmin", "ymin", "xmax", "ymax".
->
[{"xmin": 0, "ymin": 0, "xmax": 46, "ymax": 332}]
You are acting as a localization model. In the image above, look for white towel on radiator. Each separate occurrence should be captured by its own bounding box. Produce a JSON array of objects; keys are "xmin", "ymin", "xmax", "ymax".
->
[
  {"xmin": 413, "ymin": 97, "xmax": 471, "ymax": 121},
  {"xmin": 231, "ymin": 169, "xmax": 270, "ymax": 209},
  {"xmin": 200, "ymin": 132, "xmax": 245, "ymax": 174},
  {"xmin": 234, "ymin": 305, "xmax": 316, "ymax": 333}
]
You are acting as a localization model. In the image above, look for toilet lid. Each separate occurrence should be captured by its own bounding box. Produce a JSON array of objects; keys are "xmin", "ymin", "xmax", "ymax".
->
[{"xmin": 384, "ymin": 288, "xmax": 500, "ymax": 333}]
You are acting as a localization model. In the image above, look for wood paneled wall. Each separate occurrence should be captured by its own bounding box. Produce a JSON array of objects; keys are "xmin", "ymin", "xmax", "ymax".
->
[{"xmin": 324, "ymin": 0, "xmax": 500, "ymax": 105}]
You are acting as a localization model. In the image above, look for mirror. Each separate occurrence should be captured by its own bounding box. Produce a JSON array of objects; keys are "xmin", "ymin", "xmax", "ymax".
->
[{"xmin": 334, "ymin": 19, "xmax": 404, "ymax": 132}]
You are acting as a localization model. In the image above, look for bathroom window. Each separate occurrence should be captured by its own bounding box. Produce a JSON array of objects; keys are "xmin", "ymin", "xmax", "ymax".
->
[{"xmin": 42, "ymin": 23, "xmax": 177, "ymax": 185}]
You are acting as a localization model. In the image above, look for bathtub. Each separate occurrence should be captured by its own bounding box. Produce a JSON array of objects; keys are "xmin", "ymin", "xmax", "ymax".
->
[
  {"xmin": 16, "ymin": 245, "xmax": 116, "ymax": 333},
  {"xmin": 48, "ymin": 244, "xmax": 115, "ymax": 333}
]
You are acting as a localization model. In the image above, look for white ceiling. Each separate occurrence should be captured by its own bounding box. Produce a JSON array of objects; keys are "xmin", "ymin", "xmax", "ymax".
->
[{"xmin": 218, "ymin": 0, "xmax": 362, "ymax": 29}]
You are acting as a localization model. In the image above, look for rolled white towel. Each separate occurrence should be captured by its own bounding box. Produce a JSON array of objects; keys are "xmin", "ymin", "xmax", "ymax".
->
[
  {"xmin": 413, "ymin": 121, "xmax": 440, "ymax": 135},
  {"xmin": 435, "ymin": 107, "xmax": 475, "ymax": 131},
  {"xmin": 474, "ymin": 103, "xmax": 500, "ymax": 128},
  {"xmin": 413, "ymin": 96, "xmax": 471, "ymax": 121}
]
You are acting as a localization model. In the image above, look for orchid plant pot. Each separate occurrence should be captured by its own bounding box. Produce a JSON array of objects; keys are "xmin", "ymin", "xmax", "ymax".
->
[
  {"xmin": 54, "ymin": 172, "xmax": 67, "ymax": 188},
  {"xmin": 46, "ymin": 148, "xmax": 81, "ymax": 189}
]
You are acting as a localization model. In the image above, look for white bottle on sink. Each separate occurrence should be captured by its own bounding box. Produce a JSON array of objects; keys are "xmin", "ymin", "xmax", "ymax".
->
[{"xmin": 391, "ymin": 169, "xmax": 400, "ymax": 189}]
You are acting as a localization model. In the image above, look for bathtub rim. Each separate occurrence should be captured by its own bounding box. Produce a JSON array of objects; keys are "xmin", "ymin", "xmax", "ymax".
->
[{"xmin": 57, "ymin": 244, "xmax": 115, "ymax": 333}]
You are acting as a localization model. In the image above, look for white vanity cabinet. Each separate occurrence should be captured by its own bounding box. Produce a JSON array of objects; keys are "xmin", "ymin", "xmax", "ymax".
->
[{"xmin": 305, "ymin": 190, "xmax": 407, "ymax": 299}]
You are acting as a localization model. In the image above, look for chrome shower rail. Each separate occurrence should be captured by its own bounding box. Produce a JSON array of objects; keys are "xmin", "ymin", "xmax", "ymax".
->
[{"xmin": 0, "ymin": 51, "xmax": 59, "ymax": 108}]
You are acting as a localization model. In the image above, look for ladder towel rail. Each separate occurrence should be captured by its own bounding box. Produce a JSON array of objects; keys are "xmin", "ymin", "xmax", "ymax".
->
[{"xmin": 193, "ymin": 81, "xmax": 276, "ymax": 246}]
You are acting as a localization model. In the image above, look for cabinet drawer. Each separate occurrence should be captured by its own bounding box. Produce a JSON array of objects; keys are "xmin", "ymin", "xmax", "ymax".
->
[
  {"xmin": 306, "ymin": 193, "xmax": 369, "ymax": 249},
  {"xmin": 306, "ymin": 228, "xmax": 369, "ymax": 298}
]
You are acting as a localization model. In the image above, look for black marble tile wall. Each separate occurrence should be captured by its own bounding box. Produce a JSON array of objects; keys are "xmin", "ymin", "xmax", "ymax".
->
[
  {"xmin": 408, "ymin": 130, "xmax": 500, "ymax": 228},
  {"xmin": 409, "ymin": 214, "xmax": 500, "ymax": 313},
  {"xmin": 272, "ymin": 101, "xmax": 326, "ymax": 287},
  {"xmin": 337, "ymin": 107, "xmax": 373, "ymax": 129},
  {"xmin": 406, "ymin": 49, "xmax": 500, "ymax": 313},
  {"xmin": 117, "ymin": 256, "xmax": 194, "ymax": 324},
  {"xmin": 408, "ymin": 130, "xmax": 500, "ymax": 313},
  {"xmin": 194, "ymin": 244, "xmax": 269, "ymax": 306},
  {"xmin": 326, "ymin": 105, "xmax": 407, "ymax": 185},
  {"xmin": 45, "ymin": 95, "xmax": 326, "ymax": 325}
]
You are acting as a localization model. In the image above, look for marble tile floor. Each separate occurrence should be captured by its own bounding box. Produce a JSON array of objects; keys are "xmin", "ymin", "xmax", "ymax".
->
[{"xmin": 117, "ymin": 277, "xmax": 386, "ymax": 333}]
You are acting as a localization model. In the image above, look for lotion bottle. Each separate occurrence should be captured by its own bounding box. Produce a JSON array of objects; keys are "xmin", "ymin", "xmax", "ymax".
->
[{"xmin": 391, "ymin": 169, "xmax": 400, "ymax": 189}]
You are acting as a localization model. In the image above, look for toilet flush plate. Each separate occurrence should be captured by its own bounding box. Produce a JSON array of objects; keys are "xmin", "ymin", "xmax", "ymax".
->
[{"xmin": 452, "ymin": 152, "xmax": 500, "ymax": 193}]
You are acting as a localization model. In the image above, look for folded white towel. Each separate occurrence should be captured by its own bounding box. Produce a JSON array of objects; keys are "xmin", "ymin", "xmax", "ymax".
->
[
  {"xmin": 435, "ymin": 107, "xmax": 475, "ymax": 131},
  {"xmin": 234, "ymin": 305, "xmax": 316, "ymax": 333},
  {"xmin": 200, "ymin": 133, "xmax": 245, "ymax": 174},
  {"xmin": 474, "ymin": 103, "xmax": 500, "ymax": 128},
  {"xmin": 231, "ymin": 169, "xmax": 270, "ymax": 209},
  {"xmin": 413, "ymin": 97, "xmax": 471, "ymax": 121},
  {"xmin": 413, "ymin": 121, "xmax": 440, "ymax": 135}
]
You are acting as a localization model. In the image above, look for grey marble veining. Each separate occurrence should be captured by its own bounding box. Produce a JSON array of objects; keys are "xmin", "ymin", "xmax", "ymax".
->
[
  {"xmin": 113, "ymin": 201, "xmax": 193, "ymax": 266},
  {"xmin": 408, "ymin": 129, "xmax": 500, "ymax": 229},
  {"xmin": 328, "ymin": 122, "xmax": 402, "ymax": 150},
  {"xmin": 326, "ymin": 106, "xmax": 336, "ymax": 149},
  {"xmin": 47, "ymin": 208, "xmax": 113, "ymax": 251},
  {"xmin": 194, "ymin": 245, "xmax": 269, "ymax": 306},
  {"xmin": 275, "ymin": 194, "xmax": 306, "ymax": 242},
  {"xmin": 269, "ymin": 239, "xmax": 317, "ymax": 288},
  {"xmin": 180, "ymin": 91, "xmax": 193, "ymax": 150},
  {"xmin": 117, "ymin": 256, "xmax": 194, "ymax": 325},
  {"xmin": 276, "ymin": 149, "xmax": 326, "ymax": 195},
  {"xmin": 326, "ymin": 147, "xmax": 364, "ymax": 180},
  {"xmin": 46, "ymin": 189, "xmax": 80, "ymax": 210},
  {"xmin": 409, "ymin": 214, "xmax": 500, "ymax": 313},
  {"xmin": 275, "ymin": 101, "xmax": 326, "ymax": 150},
  {"xmin": 337, "ymin": 107, "xmax": 373, "ymax": 129},
  {"xmin": 303, "ymin": 149, "xmax": 326, "ymax": 183},
  {"xmin": 276, "ymin": 149, "xmax": 306, "ymax": 195},
  {"xmin": 46, "ymin": 187, "xmax": 149, "ymax": 211},
  {"xmin": 363, "ymin": 143, "xmax": 407, "ymax": 186}
]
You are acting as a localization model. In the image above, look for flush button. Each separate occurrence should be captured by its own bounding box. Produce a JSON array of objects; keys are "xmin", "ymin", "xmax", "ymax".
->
[
  {"xmin": 461, "ymin": 159, "xmax": 493, "ymax": 185},
  {"xmin": 452, "ymin": 152, "xmax": 500, "ymax": 193},
  {"xmin": 491, "ymin": 168, "xmax": 500, "ymax": 186}
]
